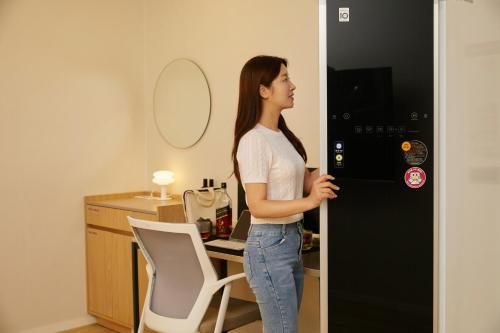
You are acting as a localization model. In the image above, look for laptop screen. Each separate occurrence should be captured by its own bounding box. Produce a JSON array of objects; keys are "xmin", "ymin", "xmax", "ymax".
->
[{"xmin": 229, "ymin": 210, "xmax": 251, "ymax": 241}]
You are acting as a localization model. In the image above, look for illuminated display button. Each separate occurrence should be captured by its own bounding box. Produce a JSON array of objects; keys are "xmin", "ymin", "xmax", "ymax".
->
[
  {"xmin": 335, "ymin": 154, "xmax": 343, "ymax": 161},
  {"xmin": 354, "ymin": 125, "xmax": 362, "ymax": 134},
  {"xmin": 365, "ymin": 125, "xmax": 374, "ymax": 134},
  {"xmin": 334, "ymin": 141, "xmax": 344, "ymax": 153},
  {"xmin": 387, "ymin": 125, "xmax": 395, "ymax": 134},
  {"xmin": 376, "ymin": 126, "xmax": 384, "ymax": 134}
]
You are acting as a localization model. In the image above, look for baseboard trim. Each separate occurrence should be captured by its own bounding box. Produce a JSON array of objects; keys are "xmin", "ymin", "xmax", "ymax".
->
[
  {"xmin": 17, "ymin": 315, "xmax": 96, "ymax": 333},
  {"xmin": 95, "ymin": 317, "xmax": 131, "ymax": 333}
]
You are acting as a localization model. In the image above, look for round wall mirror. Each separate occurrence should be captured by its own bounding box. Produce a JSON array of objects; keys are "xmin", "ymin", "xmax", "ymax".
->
[{"xmin": 153, "ymin": 59, "xmax": 211, "ymax": 149}]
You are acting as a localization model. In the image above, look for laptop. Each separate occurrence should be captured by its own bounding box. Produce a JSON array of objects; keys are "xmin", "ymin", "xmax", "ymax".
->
[{"xmin": 204, "ymin": 209, "xmax": 251, "ymax": 253}]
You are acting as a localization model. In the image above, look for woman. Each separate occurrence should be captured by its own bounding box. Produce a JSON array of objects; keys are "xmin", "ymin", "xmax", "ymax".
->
[{"xmin": 231, "ymin": 55, "xmax": 340, "ymax": 333}]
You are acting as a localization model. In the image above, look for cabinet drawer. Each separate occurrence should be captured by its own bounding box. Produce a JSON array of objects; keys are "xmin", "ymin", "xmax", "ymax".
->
[{"xmin": 86, "ymin": 205, "xmax": 157, "ymax": 232}]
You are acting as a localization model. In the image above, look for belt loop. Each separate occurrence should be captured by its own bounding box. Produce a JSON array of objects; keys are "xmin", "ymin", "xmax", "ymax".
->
[{"xmin": 281, "ymin": 223, "xmax": 286, "ymax": 235}]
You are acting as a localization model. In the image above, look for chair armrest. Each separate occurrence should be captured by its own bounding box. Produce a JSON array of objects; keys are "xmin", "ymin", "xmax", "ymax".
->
[
  {"xmin": 208, "ymin": 272, "xmax": 246, "ymax": 294},
  {"xmin": 146, "ymin": 263, "xmax": 153, "ymax": 277},
  {"xmin": 210, "ymin": 273, "xmax": 247, "ymax": 333}
]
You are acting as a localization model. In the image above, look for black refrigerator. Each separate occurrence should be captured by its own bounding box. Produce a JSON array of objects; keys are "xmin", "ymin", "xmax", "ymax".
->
[{"xmin": 324, "ymin": 1, "xmax": 435, "ymax": 332}]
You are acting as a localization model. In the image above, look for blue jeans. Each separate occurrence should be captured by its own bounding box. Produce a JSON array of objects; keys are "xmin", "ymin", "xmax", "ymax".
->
[{"xmin": 243, "ymin": 222, "xmax": 304, "ymax": 333}]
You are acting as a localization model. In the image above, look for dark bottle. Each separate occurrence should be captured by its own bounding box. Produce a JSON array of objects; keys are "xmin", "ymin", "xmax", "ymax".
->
[
  {"xmin": 215, "ymin": 182, "xmax": 232, "ymax": 239},
  {"xmin": 209, "ymin": 178, "xmax": 214, "ymax": 187},
  {"xmin": 202, "ymin": 178, "xmax": 208, "ymax": 188}
]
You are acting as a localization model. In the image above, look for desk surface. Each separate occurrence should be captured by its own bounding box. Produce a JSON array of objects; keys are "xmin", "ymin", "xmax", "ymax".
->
[
  {"xmin": 86, "ymin": 195, "xmax": 183, "ymax": 215},
  {"xmin": 206, "ymin": 249, "xmax": 320, "ymax": 278}
]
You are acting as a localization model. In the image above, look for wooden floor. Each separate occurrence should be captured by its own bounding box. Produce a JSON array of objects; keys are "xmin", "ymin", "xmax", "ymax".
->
[
  {"xmin": 59, "ymin": 324, "xmax": 116, "ymax": 333},
  {"xmin": 59, "ymin": 321, "xmax": 263, "ymax": 333}
]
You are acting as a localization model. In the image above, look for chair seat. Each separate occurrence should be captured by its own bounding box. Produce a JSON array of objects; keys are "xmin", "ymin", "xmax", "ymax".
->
[{"xmin": 199, "ymin": 296, "xmax": 261, "ymax": 333}]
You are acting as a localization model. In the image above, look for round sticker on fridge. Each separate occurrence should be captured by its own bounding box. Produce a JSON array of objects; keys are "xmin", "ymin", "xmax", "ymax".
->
[
  {"xmin": 401, "ymin": 141, "xmax": 411, "ymax": 152},
  {"xmin": 404, "ymin": 167, "xmax": 427, "ymax": 189},
  {"xmin": 403, "ymin": 140, "xmax": 428, "ymax": 166}
]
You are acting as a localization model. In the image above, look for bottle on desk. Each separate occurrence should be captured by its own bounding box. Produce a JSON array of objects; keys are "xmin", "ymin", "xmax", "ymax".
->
[{"xmin": 215, "ymin": 182, "xmax": 232, "ymax": 239}]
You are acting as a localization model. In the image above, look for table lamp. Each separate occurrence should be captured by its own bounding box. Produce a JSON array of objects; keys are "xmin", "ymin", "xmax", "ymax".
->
[{"xmin": 152, "ymin": 170, "xmax": 174, "ymax": 200}]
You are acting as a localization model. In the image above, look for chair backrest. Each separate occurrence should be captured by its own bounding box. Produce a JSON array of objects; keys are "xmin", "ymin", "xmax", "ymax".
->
[{"xmin": 128, "ymin": 217, "xmax": 218, "ymax": 333}]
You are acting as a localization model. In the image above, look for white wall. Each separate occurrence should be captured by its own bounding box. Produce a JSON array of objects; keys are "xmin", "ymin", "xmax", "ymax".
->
[
  {"xmin": 0, "ymin": 1, "xmax": 145, "ymax": 332},
  {"xmin": 445, "ymin": 0, "xmax": 500, "ymax": 332}
]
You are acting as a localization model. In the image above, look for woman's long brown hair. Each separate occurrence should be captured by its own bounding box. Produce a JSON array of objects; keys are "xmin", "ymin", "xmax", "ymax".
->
[{"xmin": 231, "ymin": 55, "xmax": 307, "ymax": 185}]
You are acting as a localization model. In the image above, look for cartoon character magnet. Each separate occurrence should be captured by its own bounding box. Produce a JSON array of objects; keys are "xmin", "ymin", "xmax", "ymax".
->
[{"xmin": 404, "ymin": 167, "xmax": 427, "ymax": 189}]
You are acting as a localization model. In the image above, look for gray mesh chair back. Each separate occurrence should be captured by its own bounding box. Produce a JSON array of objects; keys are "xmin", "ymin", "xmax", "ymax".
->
[
  {"xmin": 133, "ymin": 227, "xmax": 204, "ymax": 318},
  {"xmin": 129, "ymin": 218, "xmax": 219, "ymax": 333}
]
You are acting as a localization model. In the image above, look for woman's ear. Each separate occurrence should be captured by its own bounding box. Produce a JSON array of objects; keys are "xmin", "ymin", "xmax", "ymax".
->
[{"xmin": 259, "ymin": 84, "xmax": 270, "ymax": 99}]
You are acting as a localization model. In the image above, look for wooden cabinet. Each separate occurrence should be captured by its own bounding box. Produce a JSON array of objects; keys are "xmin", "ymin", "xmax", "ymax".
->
[
  {"xmin": 84, "ymin": 192, "xmax": 185, "ymax": 332},
  {"xmin": 111, "ymin": 232, "xmax": 134, "ymax": 326},
  {"xmin": 86, "ymin": 228, "xmax": 113, "ymax": 318}
]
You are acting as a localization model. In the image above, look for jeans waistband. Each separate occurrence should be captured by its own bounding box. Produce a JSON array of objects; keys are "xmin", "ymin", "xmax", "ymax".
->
[{"xmin": 248, "ymin": 219, "xmax": 303, "ymax": 236}]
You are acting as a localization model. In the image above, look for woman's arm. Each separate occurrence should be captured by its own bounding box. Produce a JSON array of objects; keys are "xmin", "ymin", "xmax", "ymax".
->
[
  {"xmin": 245, "ymin": 183, "xmax": 315, "ymax": 218},
  {"xmin": 303, "ymin": 168, "xmax": 320, "ymax": 194},
  {"xmin": 246, "ymin": 174, "xmax": 338, "ymax": 219}
]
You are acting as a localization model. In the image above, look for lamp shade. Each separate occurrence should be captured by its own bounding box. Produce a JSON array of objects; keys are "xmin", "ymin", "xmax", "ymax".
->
[{"xmin": 152, "ymin": 170, "xmax": 174, "ymax": 186}]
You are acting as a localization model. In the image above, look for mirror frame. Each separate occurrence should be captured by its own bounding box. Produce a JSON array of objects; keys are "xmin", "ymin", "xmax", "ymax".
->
[{"xmin": 153, "ymin": 58, "xmax": 212, "ymax": 149}]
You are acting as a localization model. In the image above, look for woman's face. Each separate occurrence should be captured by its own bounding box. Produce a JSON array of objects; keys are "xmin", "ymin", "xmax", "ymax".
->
[{"xmin": 261, "ymin": 64, "xmax": 296, "ymax": 110}]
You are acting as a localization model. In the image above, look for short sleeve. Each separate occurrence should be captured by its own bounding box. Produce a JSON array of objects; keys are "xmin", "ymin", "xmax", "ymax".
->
[{"xmin": 236, "ymin": 131, "xmax": 272, "ymax": 184}]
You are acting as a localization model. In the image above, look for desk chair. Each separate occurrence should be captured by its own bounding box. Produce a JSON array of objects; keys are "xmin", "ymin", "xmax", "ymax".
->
[{"xmin": 128, "ymin": 217, "xmax": 260, "ymax": 333}]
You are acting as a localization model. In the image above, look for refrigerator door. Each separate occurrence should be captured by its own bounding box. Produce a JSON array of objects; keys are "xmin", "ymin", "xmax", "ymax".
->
[{"xmin": 326, "ymin": 1, "xmax": 434, "ymax": 332}]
